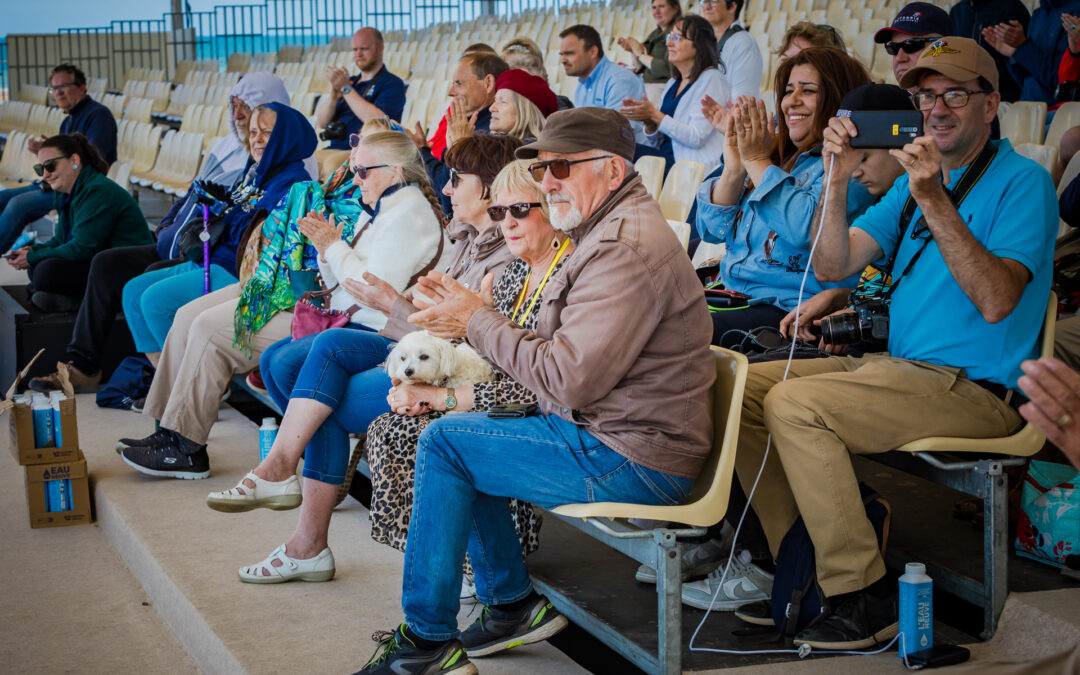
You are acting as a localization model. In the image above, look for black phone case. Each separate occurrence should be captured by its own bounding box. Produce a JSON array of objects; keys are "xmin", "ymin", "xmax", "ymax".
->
[{"xmin": 849, "ymin": 110, "xmax": 924, "ymax": 148}]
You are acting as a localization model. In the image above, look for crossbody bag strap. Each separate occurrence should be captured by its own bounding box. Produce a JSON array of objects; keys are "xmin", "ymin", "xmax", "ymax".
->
[
  {"xmin": 405, "ymin": 227, "xmax": 447, "ymax": 290},
  {"xmin": 318, "ymin": 219, "xmax": 374, "ymax": 315}
]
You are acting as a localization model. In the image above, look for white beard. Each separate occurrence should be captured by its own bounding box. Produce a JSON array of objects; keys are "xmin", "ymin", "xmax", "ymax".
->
[{"xmin": 549, "ymin": 201, "xmax": 583, "ymax": 232}]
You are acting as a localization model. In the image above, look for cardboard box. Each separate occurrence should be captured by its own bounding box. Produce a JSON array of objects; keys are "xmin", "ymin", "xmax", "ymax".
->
[
  {"xmin": 1, "ymin": 350, "xmax": 81, "ymax": 465},
  {"xmin": 24, "ymin": 450, "xmax": 93, "ymax": 528}
]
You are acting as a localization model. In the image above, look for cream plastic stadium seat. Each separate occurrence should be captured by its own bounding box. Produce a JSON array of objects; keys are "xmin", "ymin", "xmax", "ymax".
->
[
  {"xmin": 0, "ymin": 101, "xmax": 33, "ymax": 136},
  {"xmin": 166, "ymin": 84, "xmax": 206, "ymax": 118},
  {"xmin": 1000, "ymin": 101, "xmax": 1047, "ymax": 145},
  {"xmin": 106, "ymin": 161, "xmax": 133, "ymax": 194},
  {"xmin": 227, "ymin": 53, "xmax": 252, "ymax": 73},
  {"xmin": 185, "ymin": 70, "xmax": 212, "ymax": 87},
  {"xmin": 277, "ymin": 45, "xmax": 304, "ymax": 63},
  {"xmin": 292, "ymin": 93, "xmax": 318, "ymax": 117},
  {"xmin": 1057, "ymin": 151, "xmax": 1080, "ymax": 237},
  {"xmin": 658, "ymin": 159, "xmax": 705, "ymax": 222},
  {"xmin": 44, "ymin": 108, "xmax": 65, "ymax": 134},
  {"xmin": 1045, "ymin": 101, "xmax": 1080, "ymax": 152},
  {"xmin": 0, "ymin": 131, "xmax": 36, "ymax": 186},
  {"xmin": 144, "ymin": 81, "xmax": 172, "ymax": 114},
  {"xmin": 17, "ymin": 85, "xmax": 49, "ymax": 105},
  {"xmin": 25, "ymin": 105, "xmax": 50, "ymax": 138},
  {"xmin": 667, "ymin": 219, "xmax": 691, "ymax": 250},
  {"xmin": 1013, "ymin": 143, "xmax": 1061, "ymax": 183},
  {"xmin": 251, "ymin": 53, "xmax": 277, "ymax": 71},
  {"xmin": 542, "ymin": 348, "xmax": 748, "ymax": 675},
  {"xmin": 123, "ymin": 97, "xmax": 154, "ymax": 124},
  {"xmin": 87, "ymin": 77, "xmax": 107, "ymax": 100},
  {"xmin": 635, "ymin": 155, "xmax": 664, "ymax": 199},
  {"xmin": 128, "ymin": 122, "xmax": 165, "ymax": 179},
  {"xmin": 122, "ymin": 79, "xmax": 149, "ymax": 100},
  {"xmin": 102, "ymin": 93, "xmax": 126, "ymax": 119}
]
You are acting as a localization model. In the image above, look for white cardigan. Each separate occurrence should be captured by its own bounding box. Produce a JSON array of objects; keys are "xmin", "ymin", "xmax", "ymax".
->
[
  {"xmin": 646, "ymin": 68, "xmax": 730, "ymax": 170},
  {"xmin": 319, "ymin": 185, "xmax": 450, "ymax": 331}
]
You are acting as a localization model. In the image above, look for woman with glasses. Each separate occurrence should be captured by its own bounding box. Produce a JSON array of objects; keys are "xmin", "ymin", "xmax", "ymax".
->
[
  {"xmin": 619, "ymin": 0, "xmax": 683, "ymax": 103},
  {"xmin": 621, "ymin": 14, "xmax": 730, "ymax": 168},
  {"xmin": 211, "ymin": 135, "xmax": 522, "ymax": 585},
  {"xmin": 776, "ymin": 21, "xmax": 846, "ymax": 61},
  {"xmin": 6, "ymin": 132, "xmax": 151, "ymax": 312}
]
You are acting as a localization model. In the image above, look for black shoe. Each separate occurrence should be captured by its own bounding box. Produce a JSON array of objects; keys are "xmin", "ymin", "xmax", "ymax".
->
[
  {"xmin": 116, "ymin": 428, "xmax": 172, "ymax": 453},
  {"xmin": 734, "ymin": 599, "xmax": 775, "ymax": 627},
  {"xmin": 120, "ymin": 430, "xmax": 210, "ymax": 480},
  {"xmin": 353, "ymin": 625, "xmax": 476, "ymax": 674},
  {"xmin": 130, "ymin": 397, "xmax": 146, "ymax": 413},
  {"xmin": 1062, "ymin": 554, "xmax": 1080, "ymax": 582},
  {"xmin": 460, "ymin": 594, "xmax": 569, "ymax": 657},
  {"xmin": 30, "ymin": 291, "xmax": 81, "ymax": 313},
  {"xmin": 793, "ymin": 589, "xmax": 898, "ymax": 650}
]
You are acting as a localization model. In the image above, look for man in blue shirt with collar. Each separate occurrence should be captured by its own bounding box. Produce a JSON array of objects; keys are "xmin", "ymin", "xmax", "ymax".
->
[
  {"xmin": 315, "ymin": 27, "xmax": 405, "ymax": 151},
  {"xmin": 0, "ymin": 63, "xmax": 117, "ymax": 253},
  {"xmin": 730, "ymin": 38, "xmax": 1056, "ymax": 650},
  {"xmin": 559, "ymin": 24, "xmax": 647, "ymax": 143}
]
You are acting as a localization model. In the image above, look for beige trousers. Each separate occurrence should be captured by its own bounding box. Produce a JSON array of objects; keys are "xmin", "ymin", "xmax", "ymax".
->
[
  {"xmin": 143, "ymin": 283, "xmax": 293, "ymax": 444},
  {"xmin": 736, "ymin": 354, "xmax": 1022, "ymax": 597},
  {"xmin": 1053, "ymin": 314, "xmax": 1080, "ymax": 371}
]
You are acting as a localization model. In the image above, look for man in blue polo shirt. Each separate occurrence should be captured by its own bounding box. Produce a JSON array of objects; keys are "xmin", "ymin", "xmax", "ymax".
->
[
  {"xmin": 0, "ymin": 63, "xmax": 117, "ymax": 252},
  {"xmin": 559, "ymin": 24, "xmax": 647, "ymax": 143},
  {"xmin": 730, "ymin": 37, "xmax": 1056, "ymax": 650},
  {"xmin": 315, "ymin": 27, "xmax": 405, "ymax": 151}
]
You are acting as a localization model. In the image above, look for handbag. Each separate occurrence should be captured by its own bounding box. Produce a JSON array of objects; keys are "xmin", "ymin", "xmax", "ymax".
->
[{"xmin": 1015, "ymin": 460, "xmax": 1080, "ymax": 568}]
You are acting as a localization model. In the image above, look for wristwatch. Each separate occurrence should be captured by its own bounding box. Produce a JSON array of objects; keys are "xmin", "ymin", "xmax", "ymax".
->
[
  {"xmin": 340, "ymin": 85, "xmax": 353, "ymax": 96},
  {"xmin": 444, "ymin": 387, "xmax": 458, "ymax": 411}
]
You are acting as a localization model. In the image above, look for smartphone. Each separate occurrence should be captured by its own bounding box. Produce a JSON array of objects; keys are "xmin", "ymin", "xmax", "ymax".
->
[
  {"xmin": 848, "ymin": 110, "xmax": 924, "ymax": 148},
  {"xmin": 906, "ymin": 645, "xmax": 970, "ymax": 668},
  {"xmin": 487, "ymin": 403, "xmax": 539, "ymax": 419}
]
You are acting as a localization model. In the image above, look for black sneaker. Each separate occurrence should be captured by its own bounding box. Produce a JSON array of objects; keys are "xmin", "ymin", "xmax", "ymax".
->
[
  {"xmin": 130, "ymin": 397, "xmax": 146, "ymax": 413},
  {"xmin": 31, "ymin": 291, "xmax": 81, "ymax": 313},
  {"xmin": 116, "ymin": 428, "xmax": 172, "ymax": 453},
  {"xmin": 120, "ymin": 430, "xmax": 210, "ymax": 480},
  {"xmin": 353, "ymin": 625, "xmax": 476, "ymax": 674},
  {"xmin": 793, "ymin": 590, "xmax": 898, "ymax": 650},
  {"xmin": 460, "ymin": 594, "xmax": 569, "ymax": 657},
  {"xmin": 734, "ymin": 599, "xmax": 775, "ymax": 626}
]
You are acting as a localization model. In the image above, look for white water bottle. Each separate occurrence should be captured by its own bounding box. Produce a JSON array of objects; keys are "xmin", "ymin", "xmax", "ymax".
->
[
  {"xmin": 899, "ymin": 562, "xmax": 933, "ymax": 658},
  {"xmin": 31, "ymin": 394, "xmax": 54, "ymax": 448},
  {"xmin": 259, "ymin": 417, "xmax": 278, "ymax": 462}
]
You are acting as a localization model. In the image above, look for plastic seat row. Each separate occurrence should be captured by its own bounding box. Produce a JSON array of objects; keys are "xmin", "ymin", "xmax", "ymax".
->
[
  {"xmin": 0, "ymin": 130, "xmax": 38, "ymax": 186},
  {"xmin": 179, "ymin": 103, "xmax": 228, "ymax": 151},
  {"xmin": 17, "ymin": 85, "xmax": 50, "ymax": 106},
  {"xmin": 116, "ymin": 119, "xmax": 164, "ymax": 176},
  {"xmin": 133, "ymin": 129, "xmax": 205, "ymax": 196}
]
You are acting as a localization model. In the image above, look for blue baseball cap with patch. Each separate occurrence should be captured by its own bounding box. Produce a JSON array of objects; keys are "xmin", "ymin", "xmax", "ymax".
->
[{"xmin": 874, "ymin": 2, "xmax": 953, "ymax": 43}]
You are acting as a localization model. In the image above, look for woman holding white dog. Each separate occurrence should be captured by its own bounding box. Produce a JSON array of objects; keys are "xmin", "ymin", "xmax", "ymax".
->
[
  {"xmin": 214, "ymin": 135, "xmax": 522, "ymax": 584},
  {"xmin": 364, "ymin": 158, "xmax": 572, "ymax": 559}
]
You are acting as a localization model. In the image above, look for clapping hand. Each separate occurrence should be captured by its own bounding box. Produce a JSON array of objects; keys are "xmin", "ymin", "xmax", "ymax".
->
[
  {"xmin": 297, "ymin": 210, "xmax": 345, "ymax": 258},
  {"xmin": 620, "ymin": 95, "xmax": 662, "ymax": 131},
  {"xmin": 702, "ymin": 95, "xmax": 733, "ymax": 133},
  {"xmin": 1063, "ymin": 14, "xmax": 1080, "ymax": 50},
  {"xmin": 1018, "ymin": 357, "xmax": 1080, "ymax": 470},
  {"xmin": 325, "ymin": 65, "xmax": 351, "ymax": 92},
  {"xmin": 341, "ymin": 271, "xmax": 403, "ymax": 315},
  {"xmin": 982, "ymin": 20, "xmax": 1025, "ymax": 57},
  {"xmin": 731, "ymin": 96, "xmax": 776, "ymax": 168},
  {"xmin": 408, "ymin": 271, "xmax": 494, "ymax": 339},
  {"xmin": 445, "ymin": 99, "xmax": 478, "ymax": 149},
  {"xmin": 617, "ymin": 36, "xmax": 645, "ymax": 57}
]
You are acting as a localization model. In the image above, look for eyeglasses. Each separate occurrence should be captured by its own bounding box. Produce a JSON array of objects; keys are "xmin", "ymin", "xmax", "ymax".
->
[
  {"xmin": 487, "ymin": 202, "xmax": 542, "ymax": 221},
  {"xmin": 527, "ymin": 155, "xmax": 614, "ymax": 181},
  {"xmin": 883, "ymin": 37, "xmax": 936, "ymax": 56},
  {"xmin": 910, "ymin": 89, "xmax": 993, "ymax": 111},
  {"xmin": 48, "ymin": 82, "xmax": 77, "ymax": 93},
  {"xmin": 666, "ymin": 32, "xmax": 684, "ymax": 43},
  {"xmin": 351, "ymin": 163, "xmax": 389, "ymax": 179},
  {"xmin": 33, "ymin": 155, "xmax": 70, "ymax": 176}
]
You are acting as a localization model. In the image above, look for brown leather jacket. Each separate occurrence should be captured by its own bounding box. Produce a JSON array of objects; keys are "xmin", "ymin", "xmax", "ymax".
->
[
  {"xmin": 467, "ymin": 175, "xmax": 715, "ymax": 478},
  {"xmin": 381, "ymin": 219, "xmax": 514, "ymax": 341}
]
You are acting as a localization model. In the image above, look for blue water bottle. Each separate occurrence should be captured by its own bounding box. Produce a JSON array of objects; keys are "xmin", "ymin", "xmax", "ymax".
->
[
  {"xmin": 899, "ymin": 562, "xmax": 933, "ymax": 659},
  {"xmin": 259, "ymin": 417, "xmax": 278, "ymax": 463},
  {"xmin": 31, "ymin": 394, "xmax": 54, "ymax": 448},
  {"xmin": 50, "ymin": 391, "xmax": 65, "ymax": 447}
]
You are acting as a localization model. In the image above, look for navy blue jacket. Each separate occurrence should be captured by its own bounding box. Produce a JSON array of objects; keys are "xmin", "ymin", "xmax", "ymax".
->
[
  {"xmin": 60, "ymin": 96, "xmax": 117, "ymax": 165},
  {"xmin": 328, "ymin": 66, "xmax": 406, "ymax": 150}
]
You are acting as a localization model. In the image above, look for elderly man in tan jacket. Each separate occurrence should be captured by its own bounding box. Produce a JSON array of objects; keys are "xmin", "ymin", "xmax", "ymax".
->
[{"xmin": 352, "ymin": 108, "xmax": 715, "ymax": 674}]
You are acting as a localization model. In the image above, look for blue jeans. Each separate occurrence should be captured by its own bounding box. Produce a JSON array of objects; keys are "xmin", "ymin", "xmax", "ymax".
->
[
  {"xmin": 403, "ymin": 414, "xmax": 694, "ymax": 641},
  {"xmin": 260, "ymin": 327, "xmax": 394, "ymax": 484},
  {"xmin": 121, "ymin": 261, "xmax": 238, "ymax": 352},
  {"xmin": 0, "ymin": 185, "xmax": 54, "ymax": 252}
]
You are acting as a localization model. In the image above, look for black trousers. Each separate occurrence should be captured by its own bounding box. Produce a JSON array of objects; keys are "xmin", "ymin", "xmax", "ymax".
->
[
  {"xmin": 67, "ymin": 245, "xmax": 161, "ymax": 373},
  {"xmin": 28, "ymin": 257, "xmax": 93, "ymax": 300},
  {"xmin": 710, "ymin": 303, "xmax": 788, "ymax": 349}
]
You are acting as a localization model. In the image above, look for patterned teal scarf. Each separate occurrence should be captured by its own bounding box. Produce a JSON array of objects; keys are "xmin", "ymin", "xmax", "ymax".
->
[{"xmin": 233, "ymin": 163, "xmax": 362, "ymax": 355}]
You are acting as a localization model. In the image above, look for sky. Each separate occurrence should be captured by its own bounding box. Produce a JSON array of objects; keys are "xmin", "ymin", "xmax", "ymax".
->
[{"xmin": 4, "ymin": 1, "xmax": 237, "ymax": 37}]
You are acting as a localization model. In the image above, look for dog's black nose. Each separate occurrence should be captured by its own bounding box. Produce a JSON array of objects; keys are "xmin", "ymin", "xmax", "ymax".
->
[{"xmin": 404, "ymin": 368, "xmax": 414, "ymax": 377}]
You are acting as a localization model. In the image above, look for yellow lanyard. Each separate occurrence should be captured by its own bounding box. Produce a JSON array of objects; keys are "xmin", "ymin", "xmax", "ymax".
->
[{"xmin": 512, "ymin": 238, "xmax": 570, "ymax": 325}]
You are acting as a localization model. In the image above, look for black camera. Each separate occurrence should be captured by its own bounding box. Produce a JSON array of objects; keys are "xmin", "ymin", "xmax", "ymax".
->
[
  {"xmin": 319, "ymin": 121, "xmax": 349, "ymax": 142},
  {"xmin": 819, "ymin": 300, "xmax": 890, "ymax": 345}
]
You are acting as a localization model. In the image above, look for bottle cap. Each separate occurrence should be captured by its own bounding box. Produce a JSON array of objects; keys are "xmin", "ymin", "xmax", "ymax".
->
[
  {"xmin": 905, "ymin": 562, "xmax": 926, "ymax": 575},
  {"xmin": 262, "ymin": 417, "xmax": 277, "ymax": 426}
]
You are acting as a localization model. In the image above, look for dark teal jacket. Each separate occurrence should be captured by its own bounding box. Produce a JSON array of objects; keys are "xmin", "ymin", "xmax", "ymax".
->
[{"xmin": 27, "ymin": 168, "xmax": 151, "ymax": 264}]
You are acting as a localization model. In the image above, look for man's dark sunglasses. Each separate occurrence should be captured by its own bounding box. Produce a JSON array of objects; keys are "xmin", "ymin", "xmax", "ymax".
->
[
  {"xmin": 350, "ymin": 163, "xmax": 389, "ymax": 179},
  {"xmin": 527, "ymin": 155, "xmax": 614, "ymax": 181},
  {"xmin": 33, "ymin": 155, "xmax": 71, "ymax": 176},
  {"xmin": 487, "ymin": 202, "xmax": 542, "ymax": 221},
  {"xmin": 884, "ymin": 37, "xmax": 936, "ymax": 56}
]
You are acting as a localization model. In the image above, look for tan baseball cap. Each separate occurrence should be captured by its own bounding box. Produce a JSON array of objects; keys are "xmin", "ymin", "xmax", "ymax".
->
[
  {"xmin": 899, "ymin": 36, "xmax": 999, "ymax": 91},
  {"xmin": 516, "ymin": 107, "xmax": 636, "ymax": 161}
]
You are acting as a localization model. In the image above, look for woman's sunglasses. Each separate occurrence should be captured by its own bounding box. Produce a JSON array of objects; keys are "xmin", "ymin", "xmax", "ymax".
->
[
  {"xmin": 487, "ymin": 202, "xmax": 542, "ymax": 221},
  {"xmin": 449, "ymin": 167, "xmax": 469, "ymax": 188},
  {"xmin": 33, "ymin": 154, "xmax": 70, "ymax": 176},
  {"xmin": 883, "ymin": 37, "xmax": 936, "ymax": 56},
  {"xmin": 351, "ymin": 163, "xmax": 389, "ymax": 179},
  {"xmin": 527, "ymin": 155, "xmax": 613, "ymax": 182}
]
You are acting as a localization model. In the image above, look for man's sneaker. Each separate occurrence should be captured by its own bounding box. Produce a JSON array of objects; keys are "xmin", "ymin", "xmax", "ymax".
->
[
  {"xmin": 30, "ymin": 291, "xmax": 80, "ymax": 313},
  {"xmin": 635, "ymin": 533, "xmax": 732, "ymax": 584},
  {"xmin": 130, "ymin": 397, "xmax": 146, "ymax": 413},
  {"xmin": 793, "ymin": 590, "xmax": 898, "ymax": 650},
  {"xmin": 120, "ymin": 430, "xmax": 210, "ymax": 479},
  {"xmin": 353, "ymin": 624, "xmax": 477, "ymax": 674},
  {"xmin": 733, "ymin": 599, "xmax": 775, "ymax": 626},
  {"xmin": 246, "ymin": 369, "xmax": 268, "ymax": 395},
  {"xmin": 460, "ymin": 594, "xmax": 569, "ymax": 657},
  {"xmin": 680, "ymin": 550, "xmax": 774, "ymax": 610},
  {"xmin": 28, "ymin": 362, "xmax": 101, "ymax": 393},
  {"xmin": 116, "ymin": 428, "xmax": 172, "ymax": 453}
]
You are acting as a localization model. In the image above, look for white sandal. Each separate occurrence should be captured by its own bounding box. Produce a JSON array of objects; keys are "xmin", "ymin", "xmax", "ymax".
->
[
  {"xmin": 206, "ymin": 471, "xmax": 301, "ymax": 513},
  {"xmin": 238, "ymin": 544, "xmax": 335, "ymax": 584}
]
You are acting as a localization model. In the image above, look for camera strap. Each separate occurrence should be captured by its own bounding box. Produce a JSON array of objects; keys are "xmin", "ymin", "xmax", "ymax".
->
[{"xmin": 883, "ymin": 140, "xmax": 998, "ymax": 300}]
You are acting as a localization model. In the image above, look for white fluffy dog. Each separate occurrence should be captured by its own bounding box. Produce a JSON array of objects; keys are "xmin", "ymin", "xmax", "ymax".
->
[{"xmin": 386, "ymin": 330, "xmax": 495, "ymax": 388}]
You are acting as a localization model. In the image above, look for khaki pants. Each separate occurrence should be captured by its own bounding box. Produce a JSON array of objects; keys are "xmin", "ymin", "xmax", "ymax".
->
[
  {"xmin": 1054, "ymin": 314, "xmax": 1080, "ymax": 371},
  {"xmin": 143, "ymin": 283, "xmax": 293, "ymax": 444},
  {"xmin": 737, "ymin": 354, "xmax": 1022, "ymax": 597}
]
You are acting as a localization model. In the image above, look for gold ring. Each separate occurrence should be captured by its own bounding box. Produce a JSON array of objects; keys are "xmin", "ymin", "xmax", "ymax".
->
[
  {"xmin": 744, "ymin": 126, "xmax": 753, "ymax": 131},
  {"xmin": 1056, "ymin": 412, "xmax": 1072, "ymax": 427}
]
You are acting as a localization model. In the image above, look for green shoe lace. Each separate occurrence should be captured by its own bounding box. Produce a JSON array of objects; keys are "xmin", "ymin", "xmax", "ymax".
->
[{"xmin": 362, "ymin": 624, "xmax": 411, "ymax": 669}]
